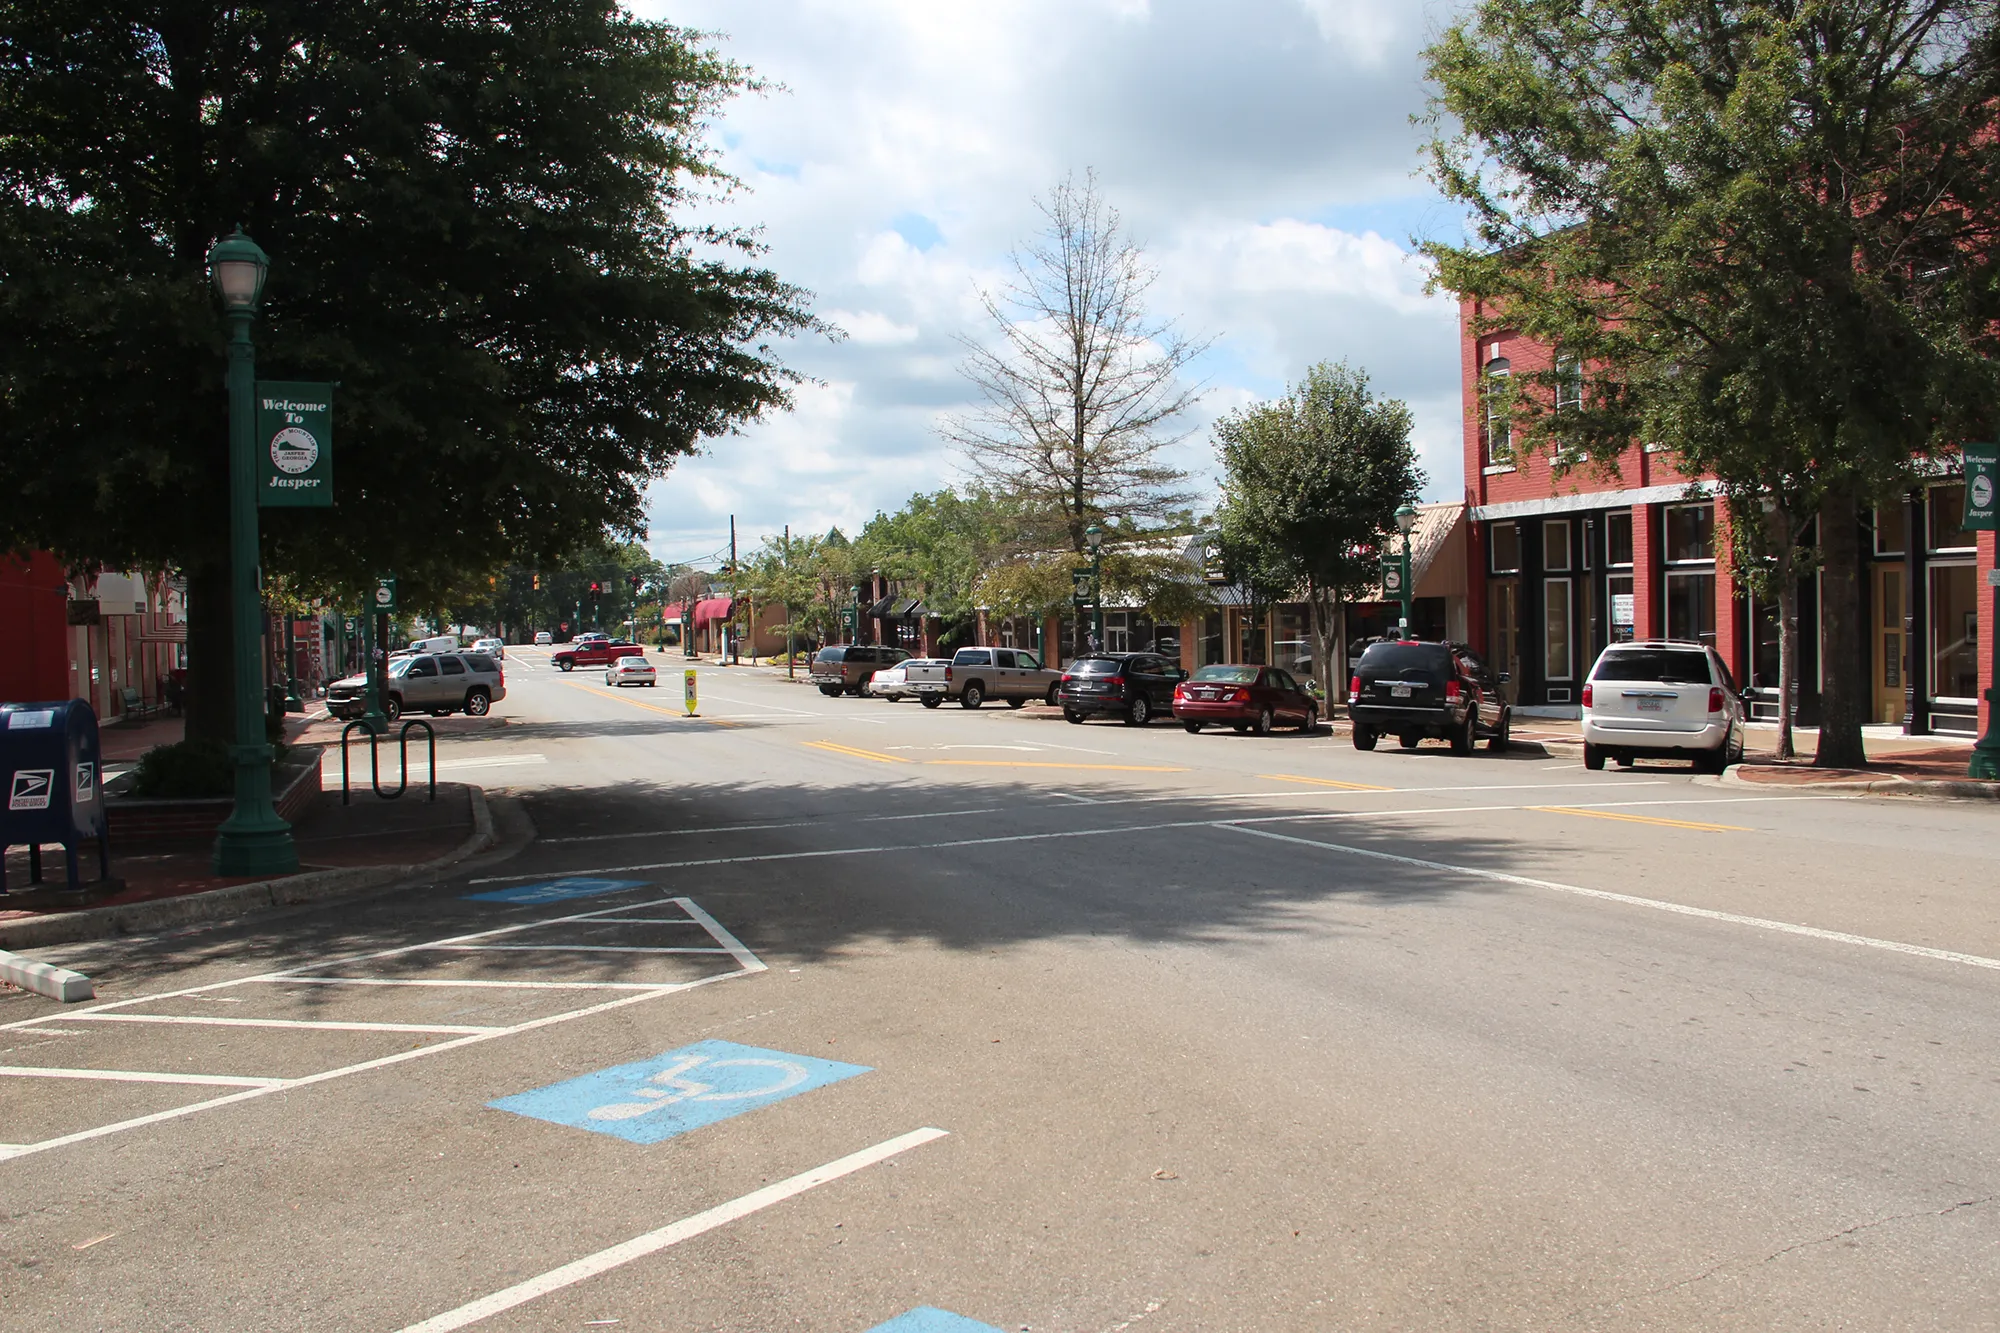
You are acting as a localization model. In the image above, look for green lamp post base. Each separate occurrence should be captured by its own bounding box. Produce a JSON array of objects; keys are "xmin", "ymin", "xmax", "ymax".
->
[
  {"xmin": 1971, "ymin": 689, "xmax": 2000, "ymax": 779},
  {"xmin": 213, "ymin": 740, "xmax": 298, "ymax": 876}
]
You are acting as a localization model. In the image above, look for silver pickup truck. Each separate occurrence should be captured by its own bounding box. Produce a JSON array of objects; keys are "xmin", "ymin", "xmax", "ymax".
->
[{"xmin": 905, "ymin": 646, "xmax": 1065, "ymax": 709}]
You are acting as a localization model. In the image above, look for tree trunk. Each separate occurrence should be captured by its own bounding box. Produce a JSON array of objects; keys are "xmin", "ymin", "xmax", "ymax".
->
[
  {"xmin": 1813, "ymin": 486, "xmax": 1868, "ymax": 768},
  {"xmin": 1306, "ymin": 585, "xmax": 1339, "ymax": 716},
  {"xmin": 183, "ymin": 557, "xmax": 233, "ymax": 748}
]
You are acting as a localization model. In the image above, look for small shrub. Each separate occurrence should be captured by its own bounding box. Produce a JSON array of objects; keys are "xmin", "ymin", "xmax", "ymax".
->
[{"xmin": 126, "ymin": 739, "xmax": 234, "ymax": 799}]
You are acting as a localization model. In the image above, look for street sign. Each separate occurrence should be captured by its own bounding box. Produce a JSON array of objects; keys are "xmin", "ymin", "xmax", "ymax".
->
[
  {"xmin": 372, "ymin": 576, "xmax": 397, "ymax": 614},
  {"xmin": 684, "ymin": 667, "xmax": 699, "ymax": 716},
  {"xmin": 342, "ymin": 617, "xmax": 357, "ymax": 635},
  {"xmin": 1071, "ymin": 567, "xmax": 1094, "ymax": 601},
  {"xmin": 255, "ymin": 381, "xmax": 333, "ymax": 508},
  {"xmin": 840, "ymin": 606, "xmax": 857, "ymax": 630},
  {"xmin": 1964, "ymin": 445, "xmax": 1998, "ymax": 531},
  {"xmin": 1381, "ymin": 563, "xmax": 1404, "ymax": 596}
]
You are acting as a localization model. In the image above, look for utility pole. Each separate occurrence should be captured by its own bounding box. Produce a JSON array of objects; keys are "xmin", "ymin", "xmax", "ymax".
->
[
  {"xmin": 784, "ymin": 523, "xmax": 794, "ymax": 680},
  {"xmin": 728, "ymin": 514, "xmax": 738, "ymax": 665}
]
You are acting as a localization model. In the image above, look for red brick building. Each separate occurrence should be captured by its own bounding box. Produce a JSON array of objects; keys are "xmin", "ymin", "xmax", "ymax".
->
[{"xmin": 1461, "ymin": 303, "xmax": 1995, "ymax": 734}]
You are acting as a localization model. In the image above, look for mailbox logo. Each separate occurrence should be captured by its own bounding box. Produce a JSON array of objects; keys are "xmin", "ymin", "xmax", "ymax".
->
[
  {"xmin": 74, "ymin": 763, "xmax": 95, "ymax": 804},
  {"xmin": 8, "ymin": 769, "xmax": 53, "ymax": 811}
]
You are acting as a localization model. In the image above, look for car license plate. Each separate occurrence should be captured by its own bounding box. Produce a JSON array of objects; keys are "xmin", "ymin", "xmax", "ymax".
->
[
  {"xmin": 1637, "ymin": 698, "xmax": 1667, "ymax": 712},
  {"xmin": 1390, "ymin": 684, "xmax": 1412, "ymax": 698}
]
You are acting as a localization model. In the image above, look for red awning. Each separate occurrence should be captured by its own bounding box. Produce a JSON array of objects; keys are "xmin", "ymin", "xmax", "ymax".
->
[{"xmin": 692, "ymin": 597, "xmax": 734, "ymax": 627}]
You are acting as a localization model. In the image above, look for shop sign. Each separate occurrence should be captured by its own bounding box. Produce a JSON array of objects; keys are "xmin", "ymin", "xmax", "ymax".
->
[
  {"xmin": 1612, "ymin": 593, "xmax": 1636, "ymax": 626},
  {"xmin": 1963, "ymin": 445, "xmax": 1998, "ymax": 531},
  {"xmin": 255, "ymin": 381, "xmax": 333, "ymax": 508}
]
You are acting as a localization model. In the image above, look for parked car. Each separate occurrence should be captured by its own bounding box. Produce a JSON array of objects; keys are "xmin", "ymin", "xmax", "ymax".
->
[
  {"xmin": 1056, "ymin": 652, "xmax": 1187, "ymax": 725},
  {"xmin": 1173, "ymin": 664, "xmax": 1318, "ymax": 735},
  {"xmin": 605, "ymin": 656, "xmax": 658, "ymax": 688},
  {"xmin": 809, "ymin": 644, "xmax": 911, "ymax": 696},
  {"xmin": 534, "ymin": 631, "xmax": 553, "ymax": 646},
  {"xmin": 867, "ymin": 659, "xmax": 937, "ymax": 701},
  {"xmin": 577, "ymin": 631, "xmax": 610, "ymax": 645},
  {"xmin": 904, "ymin": 647, "xmax": 1065, "ymax": 709},
  {"xmin": 408, "ymin": 634, "xmax": 459, "ymax": 655},
  {"xmin": 1347, "ymin": 640, "xmax": 1510, "ymax": 754},
  {"xmin": 472, "ymin": 637, "xmax": 505, "ymax": 658},
  {"xmin": 551, "ymin": 639, "xmax": 645, "ymax": 671},
  {"xmin": 326, "ymin": 651, "xmax": 506, "ymax": 722},
  {"xmin": 1582, "ymin": 640, "xmax": 1745, "ymax": 772}
]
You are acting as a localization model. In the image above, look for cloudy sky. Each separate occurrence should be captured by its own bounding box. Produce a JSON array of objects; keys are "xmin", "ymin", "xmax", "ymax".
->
[{"xmin": 630, "ymin": 0, "xmax": 1470, "ymax": 569}]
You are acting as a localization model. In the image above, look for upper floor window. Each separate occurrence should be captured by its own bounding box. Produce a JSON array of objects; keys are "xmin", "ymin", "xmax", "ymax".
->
[
  {"xmin": 1554, "ymin": 351, "xmax": 1583, "ymax": 411},
  {"xmin": 1605, "ymin": 510, "xmax": 1634, "ymax": 567},
  {"xmin": 1873, "ymin": 501, "xmax": 1907, "ymax": 556},
  {"xmin": 1482, "ymin": 357, "xmax": 1513, "ymax": 465},
  {"xmin": 1666, "ymin": 503, "xmax": 1716, "ymax": 563},
  {"xmin": 1929, "ymin": 483, "xmax": 1974, "ymax": 552},
  {"xmin": 1490, "ymin": 521, "xmax": 1522, "ymax": 574}
]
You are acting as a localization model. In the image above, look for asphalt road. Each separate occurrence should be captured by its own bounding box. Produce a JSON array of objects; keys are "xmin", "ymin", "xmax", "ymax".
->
[{"xmin": 5, "ymin": 649, "xmax": 1999, "ymax": 1331}]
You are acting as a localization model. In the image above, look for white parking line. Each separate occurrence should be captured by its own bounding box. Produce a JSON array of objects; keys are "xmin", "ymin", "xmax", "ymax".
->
[
  {"xmin": 66, "ymin": 1013, "xmax": 503, "ymax": 1035},
  {"xmin": 539, "ymin": 807, "xmax": 1006, "ymax": 845},
  {"xmin": 430, "ymin": 944, "xmax": 731, "ymax": 955},
  {"xmin": 0, "ymin": 1066, "xmax": 283, "ymax": 1088},
  {"xmin": 396, "ymin": 1126, "xmax": 950, "ymax": 1333}
]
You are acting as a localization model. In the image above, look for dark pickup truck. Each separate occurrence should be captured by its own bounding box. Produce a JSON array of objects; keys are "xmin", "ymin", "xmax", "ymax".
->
[{"xmin": 552, "ymin": 639, "xmax": 647, "ymax": 672}]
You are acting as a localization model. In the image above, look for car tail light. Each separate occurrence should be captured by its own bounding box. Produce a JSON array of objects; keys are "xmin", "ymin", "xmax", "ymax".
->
[
  {"xmin": 945, "ymin": 665, "xmax": 953, "ymax": 682},
  {"xmin": 1581, "ymin": 682, "xmax": 1593, "ymax": 708},
  {"xmin": 1173, "ymin": 683, "xmax": 1185, "ymax": 698},
  {"xmin": 1708, "ymin": 686, "xmax": 1724, "ymax": 713},
  {"xmin": 1348, "ymin": 674, "xmax": 1361, "ymax": 700},
  {"xmin": 1444, "ymin": 679, "xmax": 1461, "ymax": 702},
  {"xmin": 1229, "ymin": 688, "xmax": 1250, "ymax": 703}
]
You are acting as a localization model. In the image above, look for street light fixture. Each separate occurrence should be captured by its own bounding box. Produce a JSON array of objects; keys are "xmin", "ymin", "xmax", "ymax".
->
[
  {"xmin": 1084, "ymin": 523, "xmax": 1105, "ymax": 651},
  {"xmin": 1394, "ymin": 502, "xmax": 1419, "ymax": 640},
  {"xmin": 206, "ymin": 228, "xmax": 297, "ymax": 877}
]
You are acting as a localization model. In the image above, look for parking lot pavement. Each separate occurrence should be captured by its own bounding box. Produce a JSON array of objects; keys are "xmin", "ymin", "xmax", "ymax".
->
[{"xmin": 6, "ymin": 656, "xmax": 2000, "ymax": 1330}]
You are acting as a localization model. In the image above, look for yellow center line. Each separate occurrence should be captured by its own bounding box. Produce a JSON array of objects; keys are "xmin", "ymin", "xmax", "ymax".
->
[
  {"xmin": 802, "ymin": 740, "xmax": 910, "ymax": 764},
  {"xmin": 559, "ymin": 679, "xmax": 736, "ymax": 726},
  {"xmin": 1531, "ymin": 806, "xmax": 1749, "ymax": 832},
  {"xmin": 1259, "ymin": 773, "xmax": 1397, "ymax": 792},
  {"xmin": 925, "ymin": 761, "xmax": 1188, "ymax": 772}
]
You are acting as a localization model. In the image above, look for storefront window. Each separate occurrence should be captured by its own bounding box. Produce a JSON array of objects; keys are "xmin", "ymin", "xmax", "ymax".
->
[
  {"xmin": 1201, "ymin": 612, "xmax": 1224, "ymax": 666},
  {"xmin": 1543, "ymin": 520, "xmax": 1571, "ymax": 572},
  {"xmin": 1490, "ymin": 521, "xmax": 1522, "ymax": 574},
  {"xmin": 1544, "ymin": 579, "xmax": 1572, "ymax": 679},
  {"xmin": 1750, "ymin": 593, "xmax": 1780, "ymax": 689},
  {"xmin": 1237, "ymin": 610, "xmax": 1267, "ymax": 664},
  {"xmin": 1929, "ymin": 484, "xmax": 1974, "ymax": 551},
  {"xmin": 1608, "ymin": 573, "xmax": 1636, "ymax": 642},
  {"xmin": 1666, "ymin": 503, "xmax": 1715, "ymax": 561},
  {"xmin": 1874, "ymin": 502, "xmax": 1906, "ymax": 556},
  {"xmin": 1606, "ymin": 511, "xmax": 1633, "ymax": 566},
  {"xmin": 1666, "ymin": 571, "xmax": 1716, "ymax": 645},
  {"xmin": 1274, "ymin": 606, "xmax": 1310, "ymax": 680},
  {"xmin": 1930, "ymin": 563, "xmax": 1979, "ymax": 698}
]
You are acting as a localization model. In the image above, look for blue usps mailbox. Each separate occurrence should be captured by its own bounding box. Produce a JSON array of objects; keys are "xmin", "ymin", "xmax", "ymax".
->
[{"xmin": 0, "ymin": 701, "xmax": 110, "ymax": 892}]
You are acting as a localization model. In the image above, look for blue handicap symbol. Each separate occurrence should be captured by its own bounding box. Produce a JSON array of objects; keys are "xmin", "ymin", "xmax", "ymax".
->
[
  {"xmin": 866, "ymin": 1311, "xmax": 1004, "ymax": 1333},
  {"xmin": 463, "ymin": 877, "xmax": 648, "ymax": 905},
  {"xmin": 489, "ymin": 1039, "xmax": 870, "ymax": 1144}
]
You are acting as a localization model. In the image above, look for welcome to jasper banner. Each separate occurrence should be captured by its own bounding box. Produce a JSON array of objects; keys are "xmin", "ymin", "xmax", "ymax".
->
[{"xmin": 256, "ymin": 381, "xmax": 333, "ymax": 508}]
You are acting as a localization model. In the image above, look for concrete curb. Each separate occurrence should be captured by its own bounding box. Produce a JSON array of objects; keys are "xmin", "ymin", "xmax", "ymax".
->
[
  {"xmin": 0, "ymin": 788, "xmax": 498, "ymax": 951},
  {"xmin": 1719, "ymin": 766, "xmax": 2000, "ymax": 800},
  {"xmin": 0, "ymin": 949, "xmax": 94, "ymax": 1001}
]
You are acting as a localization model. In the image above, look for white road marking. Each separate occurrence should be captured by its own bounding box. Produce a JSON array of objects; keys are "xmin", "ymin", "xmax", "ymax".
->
[
  {"xmin": 537, "ymin": 808, "xmax": 1005, "ymax": 845},
  {"xmin": 0, "ymin": 1066, "xmax": 283, "ymax": 1088},
  {"xmin": 395, "ymin": 1127, "xmax": 950, "ymax": 1333},
  {"xmin": 265, "ymin": 977, "xmax": 668, "ymax": 991},
  {"xmin": 66, "ymin": 1013, "xmax": 504, "ymax": 1035},
  {"xmin": 1218, "ymin": 823, "xmax": 2000, "ymax": 974},
  {"xmin": 1047, "ymin": 792, "xmax": 1100, "ymax": 804},
  {"xmin": 428, "ymin": 944, "xmax": 731, "ymax": 955}
]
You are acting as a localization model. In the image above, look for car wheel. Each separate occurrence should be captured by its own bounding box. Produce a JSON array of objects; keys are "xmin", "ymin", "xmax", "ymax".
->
[
  {"xmin": 1583, "ymin": 742, "xmax": 1606, "ymax": 771},
  {"xmin": 1007, "ymin": 697, "xmax": 1026, "ymax": 709},
  {"xmin": 1450, "ymin": 711, "xmax": 1475, "ymax": 756},
  {"xmin": 1297, "ymin": 706, "xmax": 1318, "ymax": 734},
  {"xmin": 844, "ymin": 683, "xmax": 864, "ymax": 697},
  {"xmin": 1729, "ymin": 724, "xmax": 1745, "ymax": 766},
  {"xmin": 1046, "ymin": 683, "xmax": 1062, "ymax": 706},
  {"xmin": 1127, "ymin": 695, "xmax": 1151, "ymax": 725},
  {"xmin": 1352, "ymin": 725, "xmax": 1377, "ymax": 751},
  {"xmin": 1183, "ymin": 720, "xmax": 1203, "ymax": 734},
  {"xmin": 464, "ymin": 689, "xmax": 491, "ymax": 716},
  {"xmin": 920, "ymin": 695, "xmax": 943, "ymax": 709},
  {"xmin": 1487, "ymin": 710, "xmax": 1510, "ymax": 753},
  {"xmin": 819, "ymin": 685, "xmax": 842, "ymax": 697},
  {"xmin": 961, "ymin": 683, "xmax": 984, "ymax": 709},
  {"xmin": 1064, "ymin": 709, "xmax": 1085, "ymax": 724},
  {"xmin": 1254, "ymin": 707, "xmax": 1273, "ymax": 736},
  {"xmin": 1399, "ymin": 732, "xmax": 1420, "ymax": 750},
  {"xmin": 1697, "ymin": 738, "xmax": 1732, "ymax": 774},
  {"xmin": 557, "ymin": 661, "xmax": 573, "ymax": 672},
  {"xmin": 646, "ymin": 681, "xmax": 656, "ymax": 687},
  {"xmin": 383, "ymin": 695, "xmax": 403, "ymax": 723}
]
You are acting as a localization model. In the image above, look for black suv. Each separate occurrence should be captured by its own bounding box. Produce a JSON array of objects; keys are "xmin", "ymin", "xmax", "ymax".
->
[
  {"xmin": 1058, "ymin": 652, "xmax": 1187, "ymax": 725},
  {"xmin": 1347, "ymin": 640, "xmax": 1510, "ymax": 754}
]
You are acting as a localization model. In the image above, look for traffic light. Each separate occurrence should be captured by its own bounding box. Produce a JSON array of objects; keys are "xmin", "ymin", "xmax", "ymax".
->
[
  {"xmin": 589, "ymin": 581, "xmax": 601, "ymax": 594},
  {"xmin": 628, "ymin": 574, "xmax": 641, "ymax": 593}
]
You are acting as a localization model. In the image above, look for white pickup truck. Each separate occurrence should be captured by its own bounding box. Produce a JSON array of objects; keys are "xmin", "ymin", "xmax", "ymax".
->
[{"xmin": 903, "ymin": 646, "xmax": 1065, "ymax": 709}]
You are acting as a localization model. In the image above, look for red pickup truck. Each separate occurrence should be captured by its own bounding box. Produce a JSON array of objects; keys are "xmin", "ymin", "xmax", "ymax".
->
[{"xmin": 552, "ymin": 640, "xmax": 647, "ymax": 671}]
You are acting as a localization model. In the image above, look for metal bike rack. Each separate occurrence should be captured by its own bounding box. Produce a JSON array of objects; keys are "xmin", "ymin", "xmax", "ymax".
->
[{"xmin": 340, "ymin": 719, "xmax": 437, "ymax": 804}]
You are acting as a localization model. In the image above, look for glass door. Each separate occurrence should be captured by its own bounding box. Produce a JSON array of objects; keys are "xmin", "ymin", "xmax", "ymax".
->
[
  {"xmin": 1873, "ymin": 563, "xmax": 1905, "ymax": 724},
  {"xmin": 1488, "ymin": 578, "xmax": 1520, "ymax": 703}
]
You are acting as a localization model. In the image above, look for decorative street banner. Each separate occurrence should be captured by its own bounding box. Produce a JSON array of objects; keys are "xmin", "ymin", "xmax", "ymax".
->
[
  {"xmin": 256, "ymin": 381, "xmax": 333, "ymax": 508},
  {"xmin": 373, "ymin": 576, "xmax": 397, "ymax": 614},
  {"xmin": 1964, "ymin": 445, "xmax": 1998, "ymax": 531}
]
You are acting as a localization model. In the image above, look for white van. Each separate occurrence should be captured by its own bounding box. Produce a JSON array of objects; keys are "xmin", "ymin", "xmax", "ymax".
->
[{"xmin": 408, "ymin": 634, "xmax": 459, "ymax": 654}]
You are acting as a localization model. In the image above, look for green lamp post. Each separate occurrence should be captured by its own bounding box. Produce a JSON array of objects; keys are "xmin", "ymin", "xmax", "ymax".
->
[
  {"xmin": 1085, "ymin": 523, "xmax": 1105, "ymax": 649},
  {"xmin": 208, "ymin": 229, "xmax": 298, "ymax": 876},
  {"xmin": 1394, "ymin": 502, "xmax": 1419, "ymax": 640}
]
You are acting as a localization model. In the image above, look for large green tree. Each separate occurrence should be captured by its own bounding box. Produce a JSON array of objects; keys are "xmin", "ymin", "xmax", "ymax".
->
[
  {"xmin": 1212, "ymin": 361, "xmax": 1423, "ymax": 694},
  {"xmin": 1424, "ymin": 0, "xmax": 2000, "ymax": 767},
  {"xmin": 0, "ymin": 2, "xmax": 815, "ymax": 740}
]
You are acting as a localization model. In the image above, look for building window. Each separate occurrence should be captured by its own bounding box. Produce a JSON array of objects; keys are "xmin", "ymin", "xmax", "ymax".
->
[
  {"xmin": 1873, "ymin": 501, "xmax": 1907, "ymax": 556},
  {"xmin": 1274, "ymin": 606, "xmax": 1310, "ymax": 680},
  {"xmin": 1104, "ymin": 611, "xmax": 1131, "ymax": 653},
  {"xmin": 1554, "ymin": 351, "xmax": 1583, "ymax": 411},
  {"xmin": 1666, "ymin": 571, "xmax": 1717, "ymax": 646},
  {"xmin": 1931, "ymin": 563, "xmax": 1978, "ymax": 699},
  {"xmin": 1542, "ymin": 519, "xmax": 1571, "ymax": 572},
  {"xmin": 1482, "ymin": 357, "xmax": 1512, "ymax": 465},
  {"xmin": 1544, "ymin": 578, "xmax": 1573, "ymax": 680},
  {"xmin": 1665, "ymin": 503, "xmax": 1715, "ymax": 562},
  {"xmin": 1606, "ymin": 510, "xmax": 1633, "ymax": 567},
  {"xmin": 1200, "ymin": 612, "xmax": 1224, "ymax": 666},
  {"xmin": 1490, "ymin": 521, "xmax": 1522, "ymax": 574},
  {"xmin": 1929, "ymin": 483, "xmax": 1974, "ymax": 552}
]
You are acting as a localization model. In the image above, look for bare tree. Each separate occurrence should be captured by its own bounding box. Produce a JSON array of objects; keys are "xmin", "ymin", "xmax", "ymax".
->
[{"xmin": 949, "ymin": 172, "xmax": 1209, "ymax": 562}]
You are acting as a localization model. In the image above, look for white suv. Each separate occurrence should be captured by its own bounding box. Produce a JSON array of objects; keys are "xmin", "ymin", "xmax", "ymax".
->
[{"xmin": 1581, "ymin": 640, "xmax": 1745, "ymax": 773}]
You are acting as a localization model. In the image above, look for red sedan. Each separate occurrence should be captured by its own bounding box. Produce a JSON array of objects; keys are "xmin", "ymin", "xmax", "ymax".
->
[{"xmin": 1172, "ymin": 664, "xmax": 1319, "ymax": 734}]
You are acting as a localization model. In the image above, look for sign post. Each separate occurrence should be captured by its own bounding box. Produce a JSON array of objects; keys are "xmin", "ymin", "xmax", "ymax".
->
[
  {"xmin": 1964, "ymin": 446, "xmax": 2000, "ymax": 778},
  {"xmin": 1381, "ymin": 552, "xmax": 1411, "ymax": 639},
  {"xmin": 364, "ymin": 576, "xmax": 397, "ymax": 735}
]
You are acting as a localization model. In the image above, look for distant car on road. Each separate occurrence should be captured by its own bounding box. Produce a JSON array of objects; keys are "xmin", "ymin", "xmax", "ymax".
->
[
  {"xmin": 1347, "ymin": 640, "xmax": 1509, "ymax": 754},
  {"xmin": 1057, "ymin": 652, "xmax": 1186, "ymax": 725},
  {"xmin": 1173, "ymin": 664, "xmax": 1318, "ymax": 735},
  {"xmin": 534, "ymin": 631, "xmax": 553, "ymax": 646},
  {"xmin": 552, "ymin": 639, "xmax": 645, "ymax": 672},
  {"xmin": 605, "ymin": 656, "xmax": 658, "ymax": 688},
  {"xmin": 472, "ymin": 637, "xmax": 505, "ymax": 658},
  {"xmin": 1582, "ymin": 640, "xmax": 1744, "ymax": 772},
  {"xmin": 867, "ymin": 659, "xmax": 935, "ymax": 701}
]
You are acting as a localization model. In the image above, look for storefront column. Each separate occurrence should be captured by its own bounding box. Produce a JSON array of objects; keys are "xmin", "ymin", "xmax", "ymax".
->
[
  {"xmin": 1981, "ymin": 528, "xmax": 1996, "ymax": 739},
  {"xmin": 1904, "ymin": 493, "xmax": 1929, "ymax": 734},
  {"xmin": 1632, "ymin": 505, "xmax": 1662, "ymax": 639},
  {"xmin": 1714, "ymin": 501, "xmax": 1742, "ymax": 682}
]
